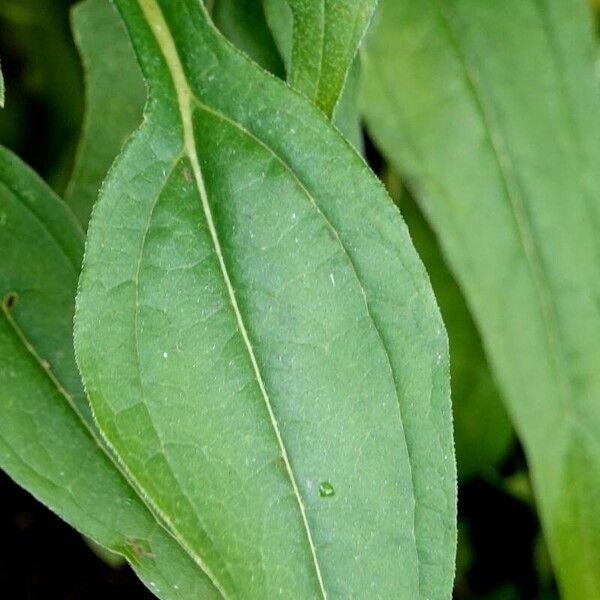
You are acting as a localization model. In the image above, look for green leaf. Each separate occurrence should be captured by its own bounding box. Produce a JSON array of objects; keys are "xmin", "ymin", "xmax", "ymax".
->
[
  {"xmin": 385, "ymin": 171, "xmax": 513, "ymax": 482},
  {"xmin": 0, "ymin": 0, "xmax": 83, "ymax": 193},
  {"xmin": 75, "ymin": 0, "xmax": 456, "ymax": 597},
  {"xmin": 0, "ymin": 145, "xmax": 221, "ymax": 599},
  {"xmin": 263, "ymin": 0, "xmax": 376, "ymax": 118},
  {"xmin": 65, "ymin": 0, "xmax": 145, "ymax": 228},
  {"xmin": 262, "ymin": 0, "xmax": 364, "ymax": 150},
  {"xmin": 211, "ymin": 0, "xmax": 285, "ymax": 77},
  {"xmin": 362, "ymin": 0, "xmax": 600, "ymax": 596},
  {"xmin": 262, "ymin": 0, "xmax": 293, "ymax": 74}
]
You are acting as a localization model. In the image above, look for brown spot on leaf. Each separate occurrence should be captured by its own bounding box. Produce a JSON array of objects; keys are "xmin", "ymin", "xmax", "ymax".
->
[{"xmin": 126, "ymin": 537, "xmax": 155, "ymax": 559}]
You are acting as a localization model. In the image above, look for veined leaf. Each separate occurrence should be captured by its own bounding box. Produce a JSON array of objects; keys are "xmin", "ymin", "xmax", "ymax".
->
[
  {"xmin": 75, "ymin": 0, "xmax": 456, "ymax": 597},
  {"xmin": 263, "ymin": 0, "xmax": 376, "ymax": 118},
  {"xmin": 66, "ymin": 0, "xmax": 145, "ymax": 228},
  {"xmin": 262, "ymin": 0, "xmax": 364, "ymax": 150},
  {"xmin": 362, "ymin": 0, "xmax": 600, "ymax": 596},
  {"xmin": 0, "ymin": 145, "xmax": 220, "ymax": 599}
]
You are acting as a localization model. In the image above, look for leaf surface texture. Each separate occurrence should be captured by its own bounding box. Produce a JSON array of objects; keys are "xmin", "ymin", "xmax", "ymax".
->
[
  {"xmin": 66, "ymin": 0, "xmax": 146, "ymax": 227},
  {"xmin": 362, "ymin": 1, "xmax": 600, "ymax": 596},
  {"xmin": 264, "ymin": 0, "xmax": 376, "ymax": 118},
  {"xmin": 74, "ymin": 0, "xmax": 456, "ymax": 597},
  {"xmin": 0, "ymin": 146, "xmax": 220, "ymax": 599}
]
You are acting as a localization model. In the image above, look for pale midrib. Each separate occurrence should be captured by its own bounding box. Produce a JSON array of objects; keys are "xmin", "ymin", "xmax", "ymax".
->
[{"xmin": 137, "ymin": 0, "xmax": 328, "ymax": 597}]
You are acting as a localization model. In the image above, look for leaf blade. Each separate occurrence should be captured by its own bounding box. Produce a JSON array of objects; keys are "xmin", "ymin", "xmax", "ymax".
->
[
  {"xmin": 0, "ymin": 145, "xmax": 221, "ymax": 599},
  {"xmin": 66, "ymin": 0, "xmax": 146, "ymax": 228},
  {"xmin": 75, "ymin": 0, "xmax": 456, "ymax": 597},
  {"xmin": 264, "ymin": 0, "xmax": 376, "ymax": 118}
]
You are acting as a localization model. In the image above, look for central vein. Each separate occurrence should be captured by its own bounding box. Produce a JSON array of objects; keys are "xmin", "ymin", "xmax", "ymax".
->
[{"xmin": 137, "ymin": 1, "xmax": 327, "ymax": 597}]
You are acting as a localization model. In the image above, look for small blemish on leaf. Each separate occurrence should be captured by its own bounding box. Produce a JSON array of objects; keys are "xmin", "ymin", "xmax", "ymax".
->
[
  {"xmin": 182, "ymin": 168, "xmax": 192, "ymax": 183},
  {"xmin": 126, "ymin": 537, "xmax": 155, "ymax": 559}
]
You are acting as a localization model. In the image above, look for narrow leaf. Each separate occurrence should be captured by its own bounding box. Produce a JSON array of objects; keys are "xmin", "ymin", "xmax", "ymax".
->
[
  {"xmin": 362, "ymin": 1, "xmax": 600, "ymax": 596},
  {"xmin": 75, "ymin": 0, "xmax": 456, "ymax": 597},
  {"xmin": 262, "ymin": 0, "xmax": 364, "ymax": 150},
  {"xmin": 0, "ymin": 145, "xmax": 220, "ymax": 599},
  {"xmin": 263, "ymin": 0, "xmax": 376, "ymax": 118},
  {"xmin": 65, "ymin": 0, "xmax": 145, "ymax": 228}
]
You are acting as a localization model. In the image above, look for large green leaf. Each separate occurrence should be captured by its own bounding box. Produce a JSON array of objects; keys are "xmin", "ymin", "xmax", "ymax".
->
[
  {"xmin": 0, "ymin": 145, "xmax": 220, "ymax": 599},
  {"xmin": 65, "ymin": 0, "xmax": 145, "ymax": 228},
  {"xmin": 263, "ymin": 0, "xmax": 376, "ymax": 118},
  {"xmin": 74, "ymin": 0, "xmax": 456, "ymax": 597},
  {"xmin": 362, "ymin": 0, "xmax": 600, "ymax": 596}
]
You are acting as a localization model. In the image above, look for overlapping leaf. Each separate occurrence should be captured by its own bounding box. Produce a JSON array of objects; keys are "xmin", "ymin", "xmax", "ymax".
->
[
  {"xmin": 66, "ymin": 0, "xmax": 145, "ymax": 227},
  {"xmin": 385, "ymin": 172, "xmax": 513, "ymax": 482},
  {"xmin": 74, "ymin": 0, "xmax": 456, "ymax": 597},
  {"xmin": 0, "ymin": 145, "xmax": 220, "ymax": 599},
  {"xmin": 263, "ymin": 0, "xmax": 375, "ymax": 119},
  {"xmin": 278, "ymin": 0, "xmax": 509, "ymax": 480},
  {"xmin": 362, "ymin": 0, "xmax": 600, "ymax": 596},
  {"xmin": 211, "ymin": 0, "xmax": 284, "ymax": 78}
]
